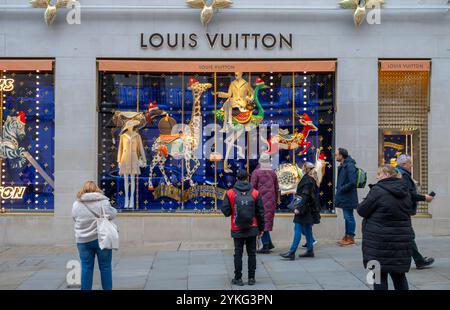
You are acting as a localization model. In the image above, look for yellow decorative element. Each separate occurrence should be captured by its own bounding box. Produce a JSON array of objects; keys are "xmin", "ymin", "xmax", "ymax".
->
[
  {"xmin": 186, "ymin": 0, "xmax": 233, "ymax": 27},
  {"xmin": 0, "ymin": 187, "xmax": 27, "ymax": 199},
  {"xmin": 0, "ymin": 79, "xmax": 14, "ymax": 92},
  {"xmin": 338, "ymin": 0, "xmax": 385, "ymax": 27},
  {"xmin": 30, "ymin": 0, "xmax": 75, "ymax": 26}
]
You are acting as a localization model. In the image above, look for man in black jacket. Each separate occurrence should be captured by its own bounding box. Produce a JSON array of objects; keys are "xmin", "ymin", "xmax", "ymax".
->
[
  {"xmin": 221, "ymin": 170, "xmax": 265, "ymax": 286},
  {"xmin": 397, "ymin": 154, "xmax": 435, "ymax": 269}
]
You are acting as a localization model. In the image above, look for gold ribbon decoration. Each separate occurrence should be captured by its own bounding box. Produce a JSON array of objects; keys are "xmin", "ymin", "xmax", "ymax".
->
[
  {"xmin": 186, "ymin": 0, "xmax": 233, "ymax": 27},
  {"xmin": 30, "ymin": 0, "xmax": 75, "ymax": 26},
  {"xmin": 339, "ymin": 0, "xmax": 385, "ymax": 27}
]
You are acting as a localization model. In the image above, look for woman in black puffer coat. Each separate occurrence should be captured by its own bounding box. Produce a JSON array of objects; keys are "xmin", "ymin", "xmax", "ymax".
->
[{"xmin": 357, "ymin": 164, "xmax": 414, "ymax": 290}]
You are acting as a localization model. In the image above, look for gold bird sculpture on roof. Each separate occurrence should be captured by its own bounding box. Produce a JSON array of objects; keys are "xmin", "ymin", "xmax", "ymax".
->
[
  {"xmin": 30, "ymin": 0, "xmax": 74, "ymax": 26},
  {"xmin": 186, "ymin": 0, "xmax": 233, "ymax": 27},
  {"xmin": 339, "ymin": 0, "xmax": 385, "ymax": 27}
]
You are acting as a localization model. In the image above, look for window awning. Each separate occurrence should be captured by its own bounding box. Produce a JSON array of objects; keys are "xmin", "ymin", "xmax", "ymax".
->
[
  {"xmin": 379, "ymin": 60, "xmax": 431, "ymax": 72},
  {"xmin": 0, "ymin": 59, "xmax": 54, "ymax": 72},
  {"xmin": 98, "ymin": 59, "xmax": 336, "ymax": 73}
]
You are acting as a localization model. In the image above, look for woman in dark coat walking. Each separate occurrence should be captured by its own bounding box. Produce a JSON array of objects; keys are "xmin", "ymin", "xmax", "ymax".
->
[
  {"xmin": 251, "ymin": 153, "xmax": 280, "ymax": 254},
  {"xmin": 357, "ymin": 165, "xmax": 414, "ymax": 290},
  {"xmin": 280, "ymin": 162, "xmax": 321, "ymax": 260}
]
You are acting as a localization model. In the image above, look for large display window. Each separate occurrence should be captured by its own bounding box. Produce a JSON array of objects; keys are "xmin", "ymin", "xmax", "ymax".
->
[
  {"xmin": 378, "ymin": 60, "xmax": 430, "ymax": 214},
  {"xmin": 98, "ymin": 60, "xmax": 335, "ymax": 213},
  {"xmin": 0, "ymin": 60, "xmax": 55, "ymax": 212}
]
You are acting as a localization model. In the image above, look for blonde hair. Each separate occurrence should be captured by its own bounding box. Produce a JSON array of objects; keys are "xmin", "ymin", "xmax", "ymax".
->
[
  {"xmin": 377, "ymin": 164, "xmax": 400, "ymax": 178},
  {"xmin": 77, "ymin": 181, "xmax": 103, "ymax": 200},
  {"xmin": 303, "ymin": 162, "xmax": 319, "ymax": 185}
]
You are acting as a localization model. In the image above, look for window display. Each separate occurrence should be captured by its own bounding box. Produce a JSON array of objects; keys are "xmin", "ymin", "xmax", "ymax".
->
[
  {"xmin": 0, "ymin": 60, "xmax": 55, "ymax": 212},
  {"xmin": 378, "ymin": 60, "xmax": 430, "ymax": 214},
  {"xmin": 98, "ymin": 60, "xmax": 335, "ymax": 213}
]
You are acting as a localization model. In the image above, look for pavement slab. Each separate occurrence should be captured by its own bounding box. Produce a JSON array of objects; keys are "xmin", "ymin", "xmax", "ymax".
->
[{"xmin": 1, "ymin": 236, "xmax": 450, "ymax": 290}]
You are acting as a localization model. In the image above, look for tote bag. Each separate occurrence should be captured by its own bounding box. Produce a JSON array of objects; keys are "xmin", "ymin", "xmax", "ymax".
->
[{"xmin": 82, "ymin": 203, "xmax": 119, "ymax": 250}]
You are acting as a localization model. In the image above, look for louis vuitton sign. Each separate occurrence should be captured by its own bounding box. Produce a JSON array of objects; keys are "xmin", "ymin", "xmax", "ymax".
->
[{"xmin": 140, "ymin": 33, "xmax": 293, "ymax": 50}]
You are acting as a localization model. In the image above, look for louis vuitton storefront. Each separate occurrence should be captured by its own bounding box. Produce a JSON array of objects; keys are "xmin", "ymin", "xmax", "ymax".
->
[{"xmin": 0, "ymin": 0, "xmax": 449, "ymax": 246}]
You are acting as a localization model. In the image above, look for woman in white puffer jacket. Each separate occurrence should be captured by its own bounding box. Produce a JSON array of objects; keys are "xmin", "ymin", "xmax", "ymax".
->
[{"xmin": 72, "ymin": 181, "xmax": 117, "ymax": 290}]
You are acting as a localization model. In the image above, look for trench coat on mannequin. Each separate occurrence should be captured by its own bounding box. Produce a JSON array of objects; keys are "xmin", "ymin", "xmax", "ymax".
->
[{"xmin": 117, "ymin": 130, "xmax": 146, "ymax": 176}]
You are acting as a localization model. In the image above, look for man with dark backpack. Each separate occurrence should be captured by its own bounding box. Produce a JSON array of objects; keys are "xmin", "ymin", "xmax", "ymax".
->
[{"xmin": 221, "ymin": 170, "xmax": 265, "ymax": 286}]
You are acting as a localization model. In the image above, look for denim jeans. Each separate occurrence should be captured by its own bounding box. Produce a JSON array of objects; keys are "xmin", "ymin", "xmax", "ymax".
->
[
  {"xmin": 261, "ymin": 231, "xmax": 272, "ymax": 246},
  {"xmin": 77, "ymin": 239, "xmax": 112, "ymax": 290},
  {"xmin": 289, "ymin": 223, "xmax": 314, "ymax": 252},
  {"xmin": 342, "ymin": 208, "xmax": 356, "ymax": 236}
]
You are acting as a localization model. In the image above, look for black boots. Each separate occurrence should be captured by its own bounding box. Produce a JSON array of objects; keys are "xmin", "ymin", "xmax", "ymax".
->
[
  {"xmin": 248, "ymin": 278, "xmax": 256, "ymax": 285},
  {"xmin": 416, "ymin": 257, "xmax": 435, "ymax": 269},
  {"xmin": 257, "ymin": 244, "xmax": 271, "ymax": 254},
  {"xmin": 298, "ymin": 250, "xmax": 315, "ymax": 258},
  {"xmin": 268, "ymin": 241, "xmax": 275, "ymax": 250},
  {"xmin": 279, "ymin": 251, "xmax": 295, "ymax": 260},
  {"xmin": 231, "ymin": 278, "xmax": 244, "ymax": 286}
]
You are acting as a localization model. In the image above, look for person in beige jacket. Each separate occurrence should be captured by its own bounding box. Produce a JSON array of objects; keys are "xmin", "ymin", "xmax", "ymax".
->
[{"xmin": 117, "ymin": 119, "xmax": 146, "ymax": 209}]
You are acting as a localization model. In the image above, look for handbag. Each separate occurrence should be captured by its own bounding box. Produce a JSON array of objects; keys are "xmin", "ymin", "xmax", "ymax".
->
[
  {"xmin": 287, "ymin": 195, "xmax": 303, "ymax": 211},
  {"xmin": 82, "ymin": 202, "xmax": 119, "ymax": 250}
]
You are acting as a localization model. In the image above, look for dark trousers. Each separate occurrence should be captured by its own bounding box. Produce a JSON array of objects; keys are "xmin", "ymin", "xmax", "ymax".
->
[
  {"xmin": 411, "ymin": 230, "xmax": 425, "ymax": 264},
  {"xmin": 233, "ymin": 236, "xmax": 257, "ymax": 279},
  {"xmin": 374, "ymin": 272, "xmax": 409, "ymax": 290}
]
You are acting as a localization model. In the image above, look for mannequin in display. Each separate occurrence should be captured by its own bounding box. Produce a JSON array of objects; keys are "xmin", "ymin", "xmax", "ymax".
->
[
  {"xmin": 216, "ymin": 72, "xmax": 253, "ymax": 132},
  {"xmin": 117, "ymin": 119, "xmax": 146, "ymax": 209}
]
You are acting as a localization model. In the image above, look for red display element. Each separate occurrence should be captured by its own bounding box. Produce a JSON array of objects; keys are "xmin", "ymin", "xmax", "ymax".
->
[
  {"xmin": 188, "ymin": 77, "xmax": 199, "ymax": 87},
  {"xmin": 255, "ymin": 77, "xmax": 264, "ymax": 85},
  {"xmin": 300, "ymin": 113, "xmax": 312, "ymax": 123},
  {"xmin": 318, "ymin": 152, "xmax": 327, "ymax": 161},
  {"xmin": 148, "ymin": 101, "xmax": 157, "ymax": 110},
  {"xmin": 18, "ymin": 111, "xmax": 26, "ymax": 124}
]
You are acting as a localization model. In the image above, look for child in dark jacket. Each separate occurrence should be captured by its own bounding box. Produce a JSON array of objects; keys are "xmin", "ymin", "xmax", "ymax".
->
[{"xmin": 221, "ymin": 170, "xmax": 265, "ymax": 286}]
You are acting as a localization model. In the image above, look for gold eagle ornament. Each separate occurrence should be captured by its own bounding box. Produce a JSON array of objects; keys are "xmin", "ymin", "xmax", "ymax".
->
[
  {"xmin": 339, "ymin": 0, "xmax": 385, "ymax": 27},
  {"xmin": 186, "ymin": 0, "xmax": 233, "ymax": 27},
  {"xmin": 30, "ymin": 0, "xmax": 74, "ymax": 26}
]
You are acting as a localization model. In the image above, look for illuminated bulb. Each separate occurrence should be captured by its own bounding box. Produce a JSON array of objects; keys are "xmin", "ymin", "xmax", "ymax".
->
[
  {"xmin": 36, "ymin": 76, "xmax": 40, "ymax": 79},
  {"xmin": 36, "ymin": 88, "xmax": 40, "ymax": 91},
  {"xmin": 303, "ymin": 77, "xmax": 307, "ymax": 80},
  {"xmin": 35, "ymin": 201, "xmax": 38, "ymax": 204},
  {"xmin": 1, "ymin": 182, "xmax": 4, "ymax": 185},
  {"xmin": 36, "ymin": 138, "xmax": 39, "ymax": 141},
  {"xmin": 36, "ymin": 70, "xmax": 40, "ymax": 73},
  {"xmin": 36, "ymin": 107, "xmax": 39, "ymax": 110},
  {"xmin": 36, "ymin": 94, "xmax": 39, "ymax": 98},
  {"xmin": 304, "ymin": 83, "xmax": 307, "ymax": 86},
  {"xmin": 36, "ymin": 113, "xmax": 39, "ymax": 116},
  {"xmin": 35, "ymin": 176, "xmax": 39, "ymax": 179},
  {"xmin": 36, "ymin": 144, "xmax": 39, "ymax": 147},
  {"xmin": 35, "ymin": 150, "xmax": 39, "ymax": 154},
  {"xmin": 36, "ymin": 125, "xmax": 39, "ymax": 129},
  {"xmin": 35, "ymin": 194, "xmax": 38, "ymax": 197},
  {"xmin": 36, "ymin": 82, "xmax": 40, "ymax": 85},
  {"xmin": 303, "ymin": 95, "xmax": 307, "ymax": 99},
  {"xmin": 36, "ymin": 101, "xmax": 39, "ymax": 103}
]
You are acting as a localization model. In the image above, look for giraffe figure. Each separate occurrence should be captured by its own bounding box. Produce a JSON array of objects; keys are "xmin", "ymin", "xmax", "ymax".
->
[{"xmin": 148, "ymin": 78, "xmax": 212, "ymax": 190}]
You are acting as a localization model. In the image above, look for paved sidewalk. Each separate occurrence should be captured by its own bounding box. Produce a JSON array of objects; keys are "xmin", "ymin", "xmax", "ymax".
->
[{"xmin": 1, "ymin": 236, "xmax": 449, "ymax": 290}]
